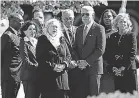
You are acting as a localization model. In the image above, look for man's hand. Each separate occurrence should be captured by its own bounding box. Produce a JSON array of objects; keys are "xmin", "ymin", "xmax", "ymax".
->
[
  {"xmin": 69, "ymin": 60, "xmax": 78, "ymax": 69},
  {"xmin": 77, "ymin": 60, "xmax": 88, "ymax": 70}
]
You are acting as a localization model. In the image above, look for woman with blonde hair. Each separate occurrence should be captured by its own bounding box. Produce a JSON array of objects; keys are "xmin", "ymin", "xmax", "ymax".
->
[
  {"xmin": 36, "ymin": 18, "xmax": 71, "ymax": 98},
  {"xmin": 107, "ymin": 13, "xmax": 138, "ymax": 93}
]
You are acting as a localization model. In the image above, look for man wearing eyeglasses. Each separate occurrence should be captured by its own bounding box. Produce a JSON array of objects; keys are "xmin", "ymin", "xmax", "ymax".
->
[
  {"xmin": 61, "ymin": 9, "xmax": 79, "ymax": 98},
  {"xmin": 1, "ymin": 13, "xmax": 24, "ymax": 98},
  {"xmin": 74, "ymin": 6, "xmax": 106, "ymax": 98}
]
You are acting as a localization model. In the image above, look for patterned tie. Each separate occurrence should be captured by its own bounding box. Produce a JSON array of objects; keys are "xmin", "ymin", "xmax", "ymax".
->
[
  {"xmin": 83, "ymin": 25, "xmax": 88, "ymax": 44},
  {"xmin": 68, "ymin": 29, "xmax": 73, "ymax": 45}
]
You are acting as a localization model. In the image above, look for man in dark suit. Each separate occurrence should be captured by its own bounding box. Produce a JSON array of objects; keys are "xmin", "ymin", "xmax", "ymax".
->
[
  {"xmin": 62, "ymin": 9, "xmax": 77, "ymax": 51},
  {"xmin": 74, "ymin": 6, "xmax": 106, "ymax": 98},
  {"xmin": 1, "ymin": 13, "xmax": 24, "ymax": 98},
  {"xmin": 61, "ymin": 9, "xmax": 79, "ymax": 98}
]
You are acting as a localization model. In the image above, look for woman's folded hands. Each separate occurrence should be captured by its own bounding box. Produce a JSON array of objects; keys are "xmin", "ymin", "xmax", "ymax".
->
[{"xmin": 112, "ymin": 66, "xmax": 126, "ymax": 76}]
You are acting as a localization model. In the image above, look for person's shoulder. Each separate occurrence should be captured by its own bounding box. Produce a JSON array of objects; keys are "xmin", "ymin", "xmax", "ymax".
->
[
  {"xmin": 76, "ymin": 24, "xmax": 84, "ymax": 31},
  {"xmin": 38, "ymin": 34, "xmax": 47, "ymax": 39},
  {"xmin": 95, "ymin": 22, "xmax": 105, "ymax": 30},
  {"xmin": 2, "ymin": 29, "xmax": 13, "ymax": 38},
  {"xmin": 126, "ymin": 31, "xmax": 136, "ymax": 38},
  {"xmin": 37, "ymin": 34, "xmax": 48, "ymax": 42}
]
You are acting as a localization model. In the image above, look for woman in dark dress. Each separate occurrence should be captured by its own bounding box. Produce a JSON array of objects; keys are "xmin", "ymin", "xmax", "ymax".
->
[
  {"xmin": 99, "ymin": 9, "xmax": 117, "ymax": 93},
  {"xmin": 20, "ymin": 21, "xmax": 39, "ymax": 98},
  {"xmin": 109, "ymin": 13, "xmax": 138, "ymax": 94},
  {"xmin": 36, "ymin": 19, "xmax": 71, "ymax": 98}
]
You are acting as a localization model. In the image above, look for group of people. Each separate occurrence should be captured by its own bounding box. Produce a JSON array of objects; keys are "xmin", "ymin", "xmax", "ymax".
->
[{"xmin": 1, "ymin": 4, "xmax": 138, "ymax": 98}]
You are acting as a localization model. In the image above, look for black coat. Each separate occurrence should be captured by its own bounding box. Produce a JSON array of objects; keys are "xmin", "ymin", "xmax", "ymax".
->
[
  {"xmin": 107, "ymin": 32, "xmax": 137, "ymax": 70},
  {"xmin": 36, "ymin": 35, "xmax": 71, "ymax": 92},
  {"xmin": 1, "ymin": 27, "xmax": 22, "ymax": 82},
  {"xmin": 103, "ymin": 30, "xmax": 115, "ymax": 73},
  {"xmin": 19, "ymin": 38, "xmax": 38, "ymax": 81}
]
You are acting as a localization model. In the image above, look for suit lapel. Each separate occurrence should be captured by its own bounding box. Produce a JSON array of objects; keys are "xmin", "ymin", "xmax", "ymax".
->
[
  {"xmin": 79, "ymin": 25, "xmax": 84, "ymax": 47},
  {"xmin": 45, "ymin": 36, "xmax": 58, "ymax": 53},
  {"xmin": 63, "ymin": 31, "xmax": 71, "ymax": 46},
  {"xmin": 83, "ymin": 22, "xmax": 96, "ymax": 46}
]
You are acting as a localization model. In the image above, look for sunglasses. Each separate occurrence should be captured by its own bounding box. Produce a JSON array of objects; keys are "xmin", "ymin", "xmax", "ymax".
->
[{"xmin": 81, "ymin": 13, "xmax": 90, "ymax": 16}]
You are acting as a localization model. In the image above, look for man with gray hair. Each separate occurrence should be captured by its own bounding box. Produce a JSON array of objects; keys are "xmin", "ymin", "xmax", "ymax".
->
[
  {"xmin": 62, "ymin": 9, "xmax": 76, "ymax": 47},
  {"xmin": 74, "ymin": 6, "xmax": 106, "ymax": 98},
  {"xmin": 61, "ymin": 9, "xmax": 79, "ymax": 98},
  {"xmin": 1, "ymin": 13, "xmax": 24, "ymax": 98}
]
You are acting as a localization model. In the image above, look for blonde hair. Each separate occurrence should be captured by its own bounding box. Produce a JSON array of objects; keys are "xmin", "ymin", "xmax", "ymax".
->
[
  {"xmin": 112, "ymin": 13, "xmax": 132, "ymax": 32},
  {"xmin": 44, "ymin": 18, "xmax": 63, "ymax": 36}
]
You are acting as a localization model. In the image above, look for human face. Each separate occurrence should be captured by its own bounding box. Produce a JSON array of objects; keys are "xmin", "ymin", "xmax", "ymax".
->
[
  {"xmin": 48, "ymin": 22, "xmax": 58, "ymax": 37},
  {"xmin": 34, "ymin": 12, "xmax": 44, "ymax": 25},
  {"xmin": 81, "ymin": 8, "xmax": 94, "ymax": 25},
  {"xmin": 62, "ymin": 14, "xmax": 74, "ymax": 28},
  {"xmin": 24, "ymin": 25, "xmax": 36, "ymax": 38},
  {"xmin": 117, "ymin": 17, "xmax": 128, "ymax": 31},
  {"xmin": 103, "ymin": 11, "xmax": 114, "ymax": 26},
  {"xmin": 12, "ymin": 16, "xmax": 24, "ymax": 30}
]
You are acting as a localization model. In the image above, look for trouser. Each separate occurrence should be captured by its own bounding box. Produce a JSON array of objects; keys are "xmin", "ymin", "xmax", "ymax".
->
[
  {"xmin": 68, "ymin": 68, "xmax": 81, "ymax": 98},
  {"xmin": 74, "ymin": 73, "xmax": 102, "ymax": 98},
  {"xmin": 100, "ymin": 73, "xmax": 115, "ymax": 93},
  {"xmin": 1, "ymin": 79, "xmax": 20, "ymax": 98},
  {"xmin": 22, "ymin": 80, "xmax": 40, "ymax": 98},
  {"xmin": 114, "ymin": 70, "xmax": 138, "ymax": 94},
  {"xmin": 87, "ymin": 74, "xmax": 102, "ymax": 96}
]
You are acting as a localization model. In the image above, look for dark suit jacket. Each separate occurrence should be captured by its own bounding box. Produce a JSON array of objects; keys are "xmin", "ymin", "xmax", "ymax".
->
[
  {"xmin": 63, "ymin": 26, "xmax": 77, "ymax": 60},
  {"xmin": 107, "ymin": 32, "xmax": 137, "ymax": 70},
  {"xmin": 1, "ymin": 27, "xmax": 22, "ymax": 82},
  {"xmin": 36, "ymin": 35, "xmax": 71, "ymax": 92},
  {"xmin": 63, "ymin": 26, "xmax": 81, "ymax": 86},
  {"xmin": 19, "ymin": 38, "xmax": 38, "ymax": 81},
  {"xmin": 74, "ymin": 22, "xmax": 106, "ymax": 75}
]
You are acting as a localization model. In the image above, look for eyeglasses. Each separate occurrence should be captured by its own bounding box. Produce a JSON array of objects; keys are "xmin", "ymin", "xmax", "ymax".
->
[
  {"xmin": 63, "ymin": 17, "xmax": 74, "ymax": 21},
  {"xmin": 81, "ymin": 13, "xmax": 90, "ymax": 17}
]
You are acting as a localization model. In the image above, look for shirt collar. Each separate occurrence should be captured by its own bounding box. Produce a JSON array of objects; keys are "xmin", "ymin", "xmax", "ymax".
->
[
  {"xmin": 85, "ymin": 21, "xmax": 93, "ymax": 29},
  {"xmin": 10, "ymin": 27, "xmax": 18, "ymax": 35},
  {"xmin": 63, "ymin": 25, "xmax": 72, "ymax": 31}
]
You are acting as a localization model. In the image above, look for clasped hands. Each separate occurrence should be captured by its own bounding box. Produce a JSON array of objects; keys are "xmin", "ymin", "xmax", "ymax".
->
[
  {"xmin": 112, "ymin": 66, "xmax": 125, "ymax": 76},
  {"xmin": 53, "ymin": 60, "xmax": 89, "ymax": 72},
  {"xmin": 53, "ymin": 63, "xmax": 65, "ymax": 72},
  {"xmin": 77, "ymin": 60, "xmax": 88, "ymax": 70},
  {"xmin": 63, "ymin": 60, "xmax": 88, "ymax": 70},
  {"xmin": 69, "ymin": 60, "xmax": 88, "ymax": 70}
]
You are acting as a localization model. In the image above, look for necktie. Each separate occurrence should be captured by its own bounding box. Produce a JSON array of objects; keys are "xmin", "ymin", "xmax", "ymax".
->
[
  {"xmin": 68, "ymin": 29, "xmax": 73, "ymax": 45},
  {"xmin": 83, "ymin": 25, "xmax": 88, "ymax": 44}
]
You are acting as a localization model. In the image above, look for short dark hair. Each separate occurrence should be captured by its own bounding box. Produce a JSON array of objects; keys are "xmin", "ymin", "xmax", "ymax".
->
[
  {"xmin": 20, "ymin": 21, "xmax": 37, "ymax": 34},
  {"xmin": 99, "ymin": 9, "xmax": 117, "ymax": 27},
  {"xmin": 32, "ymin": 9, "xmax": 44, "ymax": 18}
]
